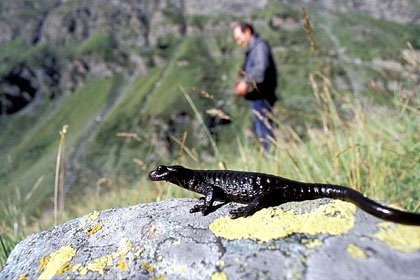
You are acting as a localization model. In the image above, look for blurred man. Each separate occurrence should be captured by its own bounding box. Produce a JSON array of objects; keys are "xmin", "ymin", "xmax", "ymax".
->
[{"xmin": 233, "ymin": 22, "xmax": 277, "ymax": 151}]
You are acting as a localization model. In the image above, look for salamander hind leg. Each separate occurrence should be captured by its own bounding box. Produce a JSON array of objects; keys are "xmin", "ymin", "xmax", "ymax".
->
[
  {"xmin": 229, "ymin": 205, "xmax": 255, "ymax": 219},
  {"xmin": 229, "ymin": 194, "xmax": 271, "ymax": 219},
  {"xmin": 190, "ymin": 203, "xmax": 212, "ymax": 215}
]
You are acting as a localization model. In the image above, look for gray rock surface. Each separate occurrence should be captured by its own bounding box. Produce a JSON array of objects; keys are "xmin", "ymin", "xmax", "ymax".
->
[
  {"xmin": 1, "ymin": 198, "xmax": 420, "ymax": 280},
  {"xmin": 280, "ymin": 0, "xmax": 420, "ymax": 23}
]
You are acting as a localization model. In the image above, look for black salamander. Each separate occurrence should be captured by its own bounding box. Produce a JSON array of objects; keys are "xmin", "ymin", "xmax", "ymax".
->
[{"xmin": 148, "ymin": 165, "xmax": 420, "ymax": 226}]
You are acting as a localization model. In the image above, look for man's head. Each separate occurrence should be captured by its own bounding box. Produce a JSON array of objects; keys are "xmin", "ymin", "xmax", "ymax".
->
[{"xmin": 233, "ymin": 22, "xmax": 254, "ymax": 48}]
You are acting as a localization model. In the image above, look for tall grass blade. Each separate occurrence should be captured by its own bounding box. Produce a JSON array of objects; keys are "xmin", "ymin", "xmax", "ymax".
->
[
  {"xmin": 181, "ymin": 86, "xmax": 219, "ymax": 156},
  {"xmin": 54, "ymin": 125, "xmax": 68, "ymax": 226},
  {"xmin": 0, "ymin": 234, "xmax": 10, "ymax": 266}
]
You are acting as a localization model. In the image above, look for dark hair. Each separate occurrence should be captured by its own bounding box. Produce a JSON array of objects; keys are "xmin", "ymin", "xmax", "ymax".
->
[{"xmin": 236, "ymin": 22, "xmax": 254, "ymax": 34}]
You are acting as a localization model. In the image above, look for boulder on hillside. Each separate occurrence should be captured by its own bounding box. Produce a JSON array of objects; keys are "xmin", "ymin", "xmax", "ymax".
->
[{"xmin": 1, "ymin": 198, "xmax": 420, "ymax": 279}]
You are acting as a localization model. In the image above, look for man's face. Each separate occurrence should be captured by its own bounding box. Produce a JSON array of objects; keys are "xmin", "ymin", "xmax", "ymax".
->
[{"xmin": 233, "ymin": 27, "xmax": 252, "ymax": 48}]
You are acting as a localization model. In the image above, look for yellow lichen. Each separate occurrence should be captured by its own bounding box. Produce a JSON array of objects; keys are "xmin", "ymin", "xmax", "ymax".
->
[
  {"xmin": 117, "ymin": 259, "xmax": 128, "ymax": 271},
  {"xmin": 134, "ymin": 248, "xmax": 144, "ymax": 258},
  {"xmin": 39, "ymin": 255, "xmax": 51, "ymax": 271},
  {"xmin": 38, "ymin": 245, "xmax": 77, "ymax": 280},
  {"xmin": 209, "ymin": 200, "xmax": 356, "ymax": 242},
  {"xmin": 71, "ymin": 237, "xmax": 133, "ymax": 276},
  {"xmin": 141, "ymin": 262, "xmax": 155, "ymax": 272},
  {"xmin": 56, "ymin": 261, "xmax": 74, "ymax": 274},
  {"xmin": 211, "ymin": 272, "xmax": 228, "ymax": 280},
  {"xmin": 301, "ymin": 238, "xmax": 323, "ymax": 249},
  {"xmin": 77, "ymin": 253, "xmax": 119, "ymax": 276},
  {"xmin": 26, "ymin": 248, "xmax": 33, "ymax": 256},
  {"xmin": 16, "ymin": 273, "xmax": 28, "ymax": 280},
  {"xmin": 172, "ymin": 239, "xmax": 181, "ymax": 246},
  {"xmin": 79, "ymin": 211, "xmax": 101, "ymax": 229},
  {"xmin": 347, "ymin": 244, "xmax": 368, "ymax": 259},
  {"xmin": 86, "ymin": 224, "xmax": 102, "ymax": 235},
  {"xmin": 372, "ymin": 222, "xmax": 420, "ymax": 253},
  {"xmin": 87, "ymin": 211, "xmax": 100, "ymax": 221},
  {"xmin": 116, "ymin": 237, "xmax": 132, "ymax": 271},
  {"xmin": 151, "ymin": 276, "xmax": 167, "ymax": 280}
]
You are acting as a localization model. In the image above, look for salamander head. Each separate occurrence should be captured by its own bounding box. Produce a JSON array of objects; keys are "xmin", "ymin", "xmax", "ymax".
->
[{"xmin": 148, "ymin": 165, "xmax": 190, "ymax": 181}]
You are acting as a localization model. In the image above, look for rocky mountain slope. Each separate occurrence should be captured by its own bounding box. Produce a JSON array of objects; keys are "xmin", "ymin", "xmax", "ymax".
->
[
  {"xmin": 0, "ymin": 0, "xmax": 419, "ymax": 233},
  {"xmin": 1, "ymin": 0, "xmax": 419, "ymax": 114}
]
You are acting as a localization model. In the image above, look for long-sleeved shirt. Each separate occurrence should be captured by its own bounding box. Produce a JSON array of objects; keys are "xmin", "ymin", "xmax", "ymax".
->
[{"xmin": 242, "ymin": 33, "xmax": 278, "ymax": 106}]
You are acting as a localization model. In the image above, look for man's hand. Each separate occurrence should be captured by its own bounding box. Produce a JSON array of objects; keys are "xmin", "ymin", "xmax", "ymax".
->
[{"xmin": 235, "ymin": 80, "xmax": 248, "ymax": 96}]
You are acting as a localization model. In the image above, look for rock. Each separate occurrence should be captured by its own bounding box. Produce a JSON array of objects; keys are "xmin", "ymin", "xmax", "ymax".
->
[
  {"xmin": 279, "ymin": 0, "xmax": 420, "ymax": 23},
  {"xmin": 372, "ymin": 58, "xmax": 404, "ymax": 72},
  {"xmin": 1, "ymin": 198, "xmax": 420, "ymax": 279},
  {"xmin": 184, "ymin": 0, "xmax": 268, "ymax": 16}
]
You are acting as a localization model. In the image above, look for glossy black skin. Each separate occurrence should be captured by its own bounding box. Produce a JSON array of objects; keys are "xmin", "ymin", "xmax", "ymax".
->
[{"xmin": 149, "ymin": 165, "xmax": 420, "ymax": 225}]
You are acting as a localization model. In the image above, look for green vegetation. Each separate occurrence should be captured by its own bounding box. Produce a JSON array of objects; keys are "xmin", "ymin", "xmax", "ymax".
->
[
  {"xmin": 330, "ymin": 12, "xmax": 420, "ymax": 59},
  {"xmin": 186, "ymin": 14, "xmax": 208, "ymax": 30},
  {"xmin": 161, "ymin": 3, "xmax": 184, "ymax": 26},
  {"xmin": 3, "ymin": 72, "xmax": 419, "ymax": 266},
  {"xmin": 75, "ymin": 33, "xmax": 118, "ymax": 62},
  {"xmin": 0, "ymin": 76, "xmax": 124, "ymax": 213},
  {"xmin": 0, "ymin": 38, "xmax": 58, "ymax": 77},
  {"xmin": 1, "ymin": 1, "xmax": 420, "ymax": 268}
]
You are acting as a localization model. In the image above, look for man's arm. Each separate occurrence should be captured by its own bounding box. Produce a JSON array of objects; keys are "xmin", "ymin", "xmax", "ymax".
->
[{"xmin": 246, "ymin": 41, "xmax": 270, "ymax": 84}]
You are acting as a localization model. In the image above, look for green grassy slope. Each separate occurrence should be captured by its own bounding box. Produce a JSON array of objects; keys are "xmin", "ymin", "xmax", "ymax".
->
[
  {"xmin": 2, "ymin": 2, "xmax": 420, "ymax": 217},
  {"xmin": 1, "ymin": 2, "xmax": 420, "ymax": 267},
  {"xmin": 1, "ymin": 76, "xmax": 124, "ymax": 215}
]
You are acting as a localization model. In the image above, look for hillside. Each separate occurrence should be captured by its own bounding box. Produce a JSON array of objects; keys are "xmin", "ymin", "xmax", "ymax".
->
[{"xmin": 1, "ymin": 0, "xmax": 420, "ymax": 265}]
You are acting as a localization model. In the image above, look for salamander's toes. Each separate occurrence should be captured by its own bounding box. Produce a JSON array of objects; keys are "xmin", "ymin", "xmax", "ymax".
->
[
  {"xmin": 229, "ymin": 207, "xmax": 251, "ymax": 219},
  {"xmin": 189, "ymin": 204, "xmax": 201, "ymax": 213},
  {"xmin": 190, "ymin": 204, "xmax": 210, "ymax": 215}
]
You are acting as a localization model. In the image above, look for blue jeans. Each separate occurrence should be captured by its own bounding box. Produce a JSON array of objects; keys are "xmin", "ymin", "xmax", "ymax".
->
[{"xmin": 250, "ymin": 99, "xmax": 274, "ymax": 150}]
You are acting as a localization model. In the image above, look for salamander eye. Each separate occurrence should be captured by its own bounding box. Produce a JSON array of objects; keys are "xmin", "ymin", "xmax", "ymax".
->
[{"xmin": 156, "ymin": 165, "xmax": 167, "ymax": 172}]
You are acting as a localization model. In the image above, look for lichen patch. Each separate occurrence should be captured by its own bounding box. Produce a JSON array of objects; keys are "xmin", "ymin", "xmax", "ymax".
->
[
  {"xmin": 141, "ymin": 262, "xmax": 156, "ymax": 272},
  {"xmin": 71, "ymin": 237, "xmax": 133, "ymax": 275},
  {"xmin": 117, "ymin": 238, "xmax": 132, "ymax": 271},
  {"xmin": 172, "ymin": 239, "xmax": 181, "ymax": 246},
  {"xmin": 87, "ymin": 211, "xmax": 100, "ymax": 221},
  {"xmin": 134, "ymin": 248, "xmax": 144, "ymax": 258},
  {"xmin": 76, "ymin": 252, "xmax": 119, "ymax": 276},
  {"xmin": 209, "ymin": 200, "xmax": 356, "ymax": 242},
  {"xmin": 301, "ymin": 238, "xmax": 323, "ymax": 249},
  {"xmin": 86, "ymin": 223, "xmax": 103, "ymax": 235},
  {"xmin": 79, "ymin": 210, "xmax": 101, "ymax": 229},
  {"xmin": 16, "ymin": 273, "xmax": 28, "ymax": 280},
  {"xmin": 347, "ymin": 244, "xmax": 368, "ymax": 259},
  {"xmin": 372, "ymin": 222, "xmax": 420, "ymax": 253},
  {"xmin": 211, "ymin": 271, "xmax": 228, "ymax": 280},
  {"xmin": 38, "ymin": 245, "xmax": 77, "ymax": 280}
]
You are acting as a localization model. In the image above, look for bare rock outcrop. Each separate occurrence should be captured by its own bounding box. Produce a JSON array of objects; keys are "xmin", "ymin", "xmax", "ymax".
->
[{"xmin": 1, "ymin": 198, "xmax": 420, "ymax": 279}]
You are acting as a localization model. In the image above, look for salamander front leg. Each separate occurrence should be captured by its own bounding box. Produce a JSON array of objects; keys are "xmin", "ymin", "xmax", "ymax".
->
[{"xmin": 190, "ymin": 185, "xmax": 216, "ymax": 216}]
